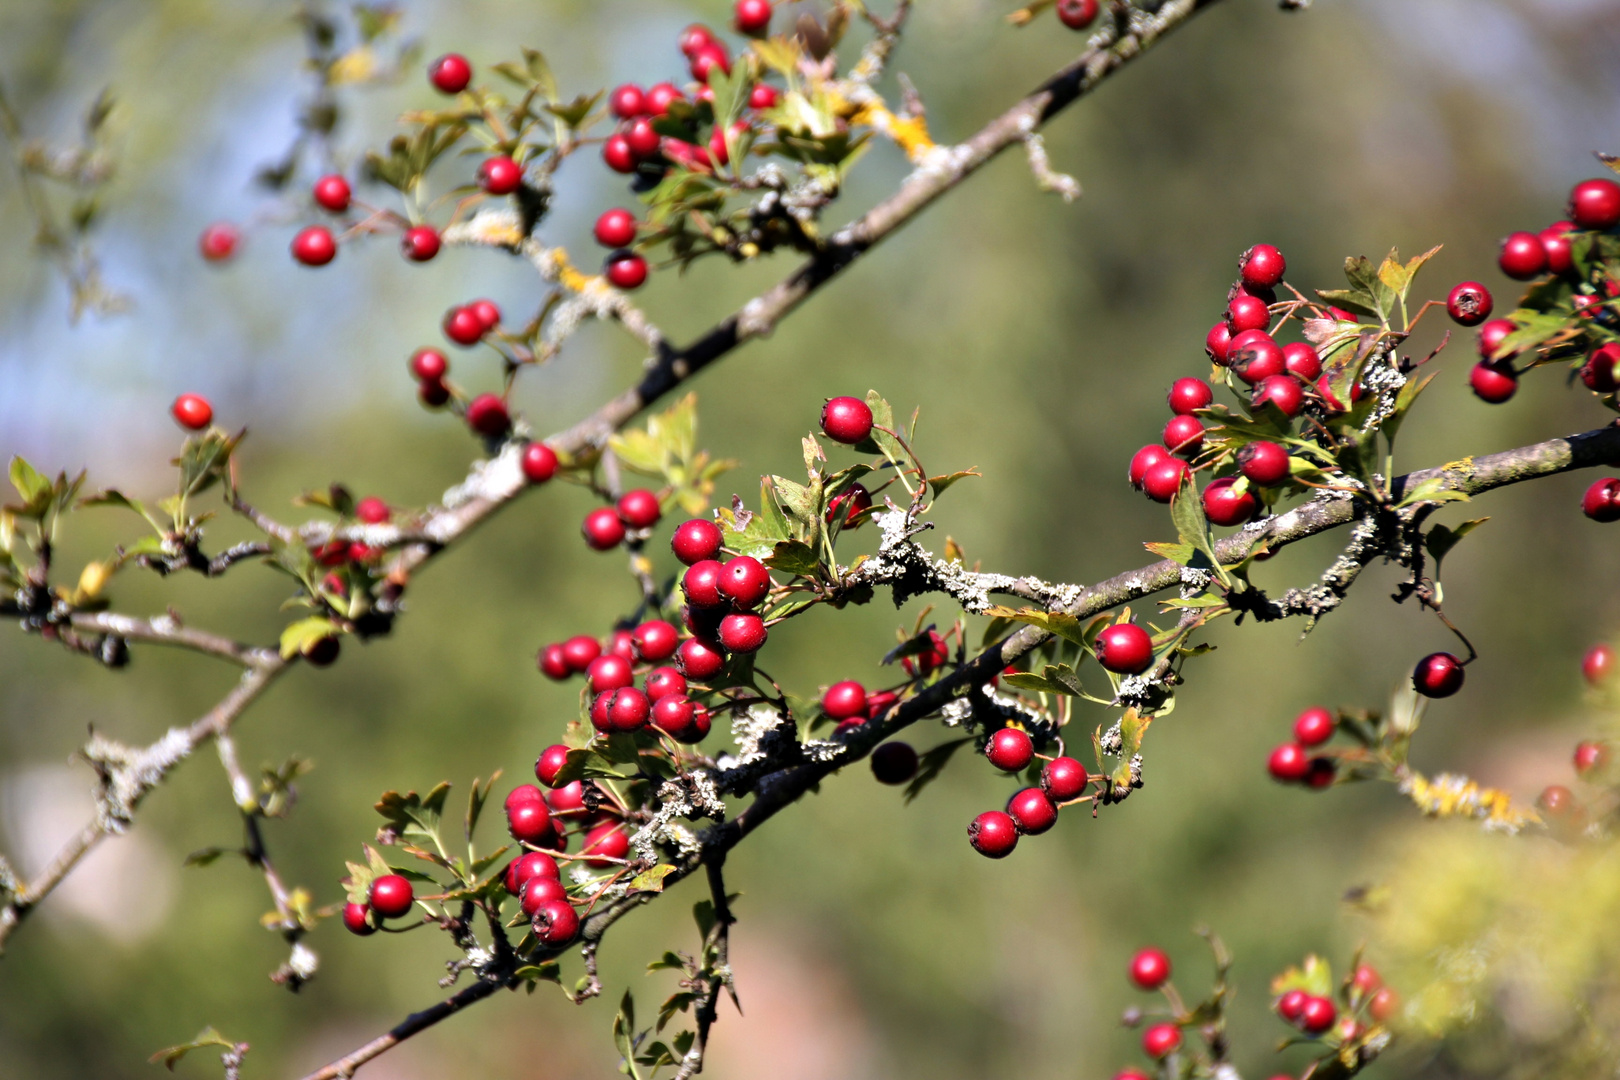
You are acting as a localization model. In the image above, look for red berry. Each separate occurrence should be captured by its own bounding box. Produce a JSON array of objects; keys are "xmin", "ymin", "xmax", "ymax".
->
[
  {"xmin": 606, "ymin": 252, "xmax": 649, "ymax": 290},
  {"xmin": 1314, "ymin": 375, "xmax": 1364, "ymax": 413},
  {"xmin": 587, "ymin": 653, "xmax": 634, "ymax": 694},
  {"xmin": 479, "ymin": 156, "xmax": 522, "ymax": 195},
  {"xmin": 401, "ymin": 225, "xmax": 441, "ymax": 262},
  {"xmin": 1167, "ymin": 378, "xmax": 1213, "ymax": 415},
  {"xmin": 583, "ymin": 822, "xmax": 630, "ymax": 866},
  {"xmin": 198, "ymin": 222, "xmax": 239, "ymax": 262},
  {"xmin": 987, "ymin": 727, "xmax": 1035, "ymax": 771},
  {"xmin": 734, "ymin": 0, "xmax": 772, "ymax": 34},
  {"xmin": 616, "ymin": 488, "xmax": 661, "ymax": 530},
  {"xmin": 1293, "ymin": 706, "xmax": 1335, "ymax": 747},
  {"xmin": 644, "ymin": 665, "xmax": 687, "ymax": 702},
  {"xmin": 353, "ymin": 496, "xmax": 389, "ymax": 525},
  {"xmin": 1113, "ymin": 1073, "xmax": 1151, "ymax": 1080},
  {"xmin": 546, "ymin": 781, "xmax": 586, "ymax": 816},
  {"xmin": 607, "ymin": 687, "xmax": 653, "ymax": 732},
  {"xmin": 968, "ymin": 810, "xmax": 1019, "ymax": 858},
  {"xmin": 632, "ymin": 622, "xmax": 679, "ymax": 664},
  {"xmin": 469, "ymin": 299, "xmax": 501, "ymax": 331},
  {"xmin": 1129, "ymin": 947, "xmax": 1172, "ymax": 990},
  {"xmin": 1541, "ymin": 784, "xmax": 1575, "ymax": 815},
  {"xmin": 683, "ymin": 559, "xmax": 727, "ymax": 608},
  {"xmin": 718, "ymin": 612, "xmax": 767, "ymax": 653},
  {"xmin": 821, "ymin": 396, "xmax": 874, "ymax": 444},
  {"xmin": 369, "ymin": 874, "xmax": 415, "ymax": 918},
  {"xmin": 291, "ymin": 225, "xmax": 337, "ymax": 266},
  {"xmin": 443, "ymin": 306, "xmax": 485, "ymax": 346},
  {"xmin": 1240, "ymin": 243, "xmax": 1287, "ymax": 289},
  {"xmin": 690, "ymin": 44, "xmax": 731, "ymax": 81},
  {"xmin": 650, "ymin": 694, "xmax": 697, "ymax": 740},
  {"xmin": 1228, "ymin": 330, "xmax": 1286, "ymax": 385},
  {"xmin": 428, "ymin": 53, "xmax": 472, "ymax": 94},
  {"xmin": 672, "ymin": 519, "xmax": 724, "ymax": 565},
  {"xmin": 1163, "ymin": 414, "xmax": 1205, "ymax": 457},
  {"xmin": 342, "ymin": 901, "xmax": 375, "ymax": 935},
  {"xmin": 465, "ymin": 393, "xmax": 510, "ymax": 437},
  {"xmin": 609, "ymin": 84, "xmax": 646, "ymax": 119},
  {"xmin": 1007, "ymin": 787, "xmax": 1058, "ymax": 834},
  {"xmin": 508, "ymin": 798, "xmax": 553, "ymax": 843},
  {"xmin": 871, "ymin": 741, "xmax": 919, "ymax": 785},
  {"xmin": 1412, "ymin": 652, "xmax": 1465, "ymax": 698},
  {"xmin": 1202, "ymin": 477, "xmax": 1257, "ymax": 527},
  {"xmin": 866, "ymin": 689, "xmax": 898, "ymax": 721},
  {"xmin": 623, "ymin": 117, "xmax": 662, "ymax": 160},
  {"xmin": 1582, "ymin": 477, "xmax": 1620, "ymax": 522},
  {"xmin": 1129, "ymin": 444, "xmax": 1171, "ymax": 489},
  {"xmin": 677, "ymin": 637, "xmax": 727, "ymax": 680},
  {"xmin": 418, "ymin": 379, "xmax": 449, "ymax": 409},
  {"xmin": 1141, "ymin": 457, "xmax": 1189, "ymax": 503},
  {"xmin": 561, "ymin": 635, "xmax": 602, "ymax": 673},
  {"xmin": 1469, "ymin": 361, "xmax": 1517, "ymax": 404},
  {"xmin": 827, "ymin": 483, "xmax": 874, "ymax": 528},
  {"xmin": 719, "ymin": 556, "xmax": 771, "ymax": 609},
  {"xmin": 1041, "ymin": 757, "xmax": 1088, "ymax": 801},
  {"xmin": 602, "ymin": 134, "xmax": 636, "ymax": 173},
  {"xmin": 1141, "ymin": 1023, "xmax": 1181, "ymax": 1058},
  {"xmin": 646, "ymin": 82, "xmax": 684, "ymax": 115},
  {"xmin": 1205, "ymin": 321, "xmax": 1233, "ymax": 365},
  {"xmin": 679, "ymin": 24, "xmax": 718, "ymax": 56},
  {"xmin": 748, "ymin": 83, "xmax": 779, "ymax": 110},
  {"xmin": 1477, "ymin": 317, "xmax": 1516, "ymax": 360},
  {"xmin": 506, "ymin": 851, "xmax": 561, "ymax": 894},
  {"xmin": 1282, "ymin": 341, "xmax": 1322, "ymax": 381},
  {"xmin": 823, "ymin": 680, "xmax": 868, "ymax": 720},
  {"xmin": 1253, "ymin": 375, "xmax": 1304, "ymax": 418},
  {"xmin": 1238, "ymin": 441, "xmax": 1290, "ymax": 487},
  {"xmin": 409, "ymin": 349, "xmax": 448, "ymax": 383},
  {"xmin": 1055, "ymin": 0, "xmax": 1099, "ymax": 29},
  {"xmin": 538, "ymin": 643, "xmax": 570, "ymax": 680},
  {"xmin": 519, "ymin": 875, "xmax": 568, "ymax": 915},
  {"xmin": 1583, "ymin": 642, "xmax": 1615, "ymax": 684},
  {"xmin": 1498, "ymin": 231, "xmax": 1547, "ymax": 280},
  {"xmin": 521, "ymin": 442, "xmax": 559, "ymax": 484},
  {"xmin": 594, "ymin": 208, "xmax": 638, "ymax": 249},
  {"xmin": 1540, "ymin": 224, "xmax": 1574, "ymax": 276},
  {"xmin": 1569, "ymin": 177, "xmax": 1620, "ymax": 230},
  {"xmin": 1226, "ymin": 292, "xmax": 1271, "ymax": 333},
  {"xmin": 1368, "ymin": 988, "xmax": 1398, "ymax": 1023},
  {"xmin": 535, "ymin": 746, "xmax": 571, "ymax": 788},
  {"xmin": 1096, "ymin": 623, "xmax": 1153, "ymax": 674},
  {"xmin": 171, "ymin": 393, "xmax": 213, "ymax": 431},
  {"xmin": 532, "ymin": 898, "xmax": 580, "ymax": 944},
  {"xmin": 1299, "ymin": 996, "xmax": 1337, "ymax": 1035},
  {"xmin": 1267, "ymin": 742, "xmax": 1310, "ymax": 782},
  {"xmin": 1276, "ymin": 989, "xmax": 1308, "ymax": 1021},
  {"xmin": 312, "ymin": 174, "xmax": 351, "ymax": 212},
  {"xmin": 582, "ymin": 506, "xmax": 627, "ymax": 550},
  {"xmin": 902, "ymin": 630, "xmax": 949, "ymax": 678},
  {"xmin": 1582, "ymin": 344, "xmax": 1620, "ymax": 393}
]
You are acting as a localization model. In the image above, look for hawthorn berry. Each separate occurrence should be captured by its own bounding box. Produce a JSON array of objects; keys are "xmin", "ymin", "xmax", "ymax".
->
[
  {"xmin": 1267, "ymin": 742, "xmax": 1310, "ymax": 782},
  {"xmin": 401, "ymin": 225, "xmax": 441, "ymax": 261},
  {"xmin": 518, "ymin": 442, "xmax": 559, "ymax": 485},
  {"xmin": 546, "ymin": 781, "xmax": 587, "ymax": 817},
  {"xmin": 1129, "ymin": 947, "xmax": 1172, "ymax": 990},
  {"xmin": 1229, "ymin": 330, "xmax": 1286, "ymax": 385},
  {"xmin": 583, "ymin": 822, "xmax": 630, "ymax": 866},
  {"xmin": 1141, "ymin": 457, "xmax": 1189, "ymax": 504},
  {"xmin": 734, "ymin": 0, "xmax": 772, "ymax": 34},
  {"xmin": 615, "ymin": 488, "xmax": 661, "ymax": 530},
  {"xmin": 506, "ymin": 850, "xmax": 561, "ymax": 894},
  {"xmin": 594, "ymin": 208, "xmax": 638, "ymax": 249},
  {"xmin": 1096, "ymin": 623, "xmax": 1153, "ymax": 674},
  {"xmin": 1412, "ymin": 652, "xmax": 1465, "ymax": 698},
  {"xmin": 1569, "ymin": 177, "xmax": 1620, "ymax": 230},
  {"xmin": 602, "ymin": 134, "xmax": 636, "ymax": 173},
  {"xmin": 171, "ymin": 393, "xmax": 213, "ymax": 431},
  {"xmin": 442, "ymin": 306, "xmax": 484, "ymax": 346},
  {"xmin": 519, "ymin": 875, "xmax": 568, "ymax": 915},
  {"xmin": 1113, "ymin": 1073, "xmax": 1151, "ymax": 1080},
  {"xmin": 428, "ymin": 53, "xmax": 472, "ymax": 94},
  {"xmin": 469, "ymin": 299, "xmax": 501, "ymax": 331},
  {"xmin": 1580, "ymin": 343, "xmax": 1620, "ymax": 393},
  {"xmin": 676, "ymin": 637, "xmax": 727, "ymax": 680},
  {"xmin": 651, "ymin": 694, "xmax": 697, "ymax": 739},
  {"xmin": 1167, "ymin": 378, "xmax": 1212, "ymax": 415},
  {"xmin": 623, "ymin": 117, "xmax": 661, "ymax": 160},
  {"xmin": 646, "ymin": 82, "xmax": 684, "ymax": 115},
  {"xmin": 1007, "ymin": 787, "xmax": 1058, "ymax": 834},
  {"xmin": 1163, "ymin": 414, "xmax": 1205, "ymax": 457},
  {"xmin": 1499, "ymin": 231, "xmax": 1548, "ymax": 280},
  {"xmin": 508, "ymin": 798, "xmax": 553, "ymax": 843},
  {"xmin": 1368, "ymin": 987, "xmax": 1398, "ymax": 1023},
  {"xmin": 748, "ymin": 83, "xmax": 779, "ymax": 110},
  {"xmin": 683, "ymin": 559, "xmax": 727, "ymax": 608},
  {"xmin": 827, "ymin": 483, "xmax": 873, "ymax": 528},
  {"xmin": 629, "ymin": 623, "xmax": 677, "ymax": 665},
  {"xmin": 689, "ymin": 43, "xmax": 731, "ymax": 81},
  {"xmin": 561, "ymin": 635, "xmax": 602, "ymax": 672},
  {"xmin": 679, "ymin": 23, "xmax": 718, "ymax": 56},
  {"xmin": 968, "ymin": 810, "xmax": 1019, "ymax": 858},
  {"xmin": 1205, "ymin": 322, "xmax": 1233, "ymax": 365},
  {"xmin": 821, "ymin": 396, "xmax": 874, "ymax": 444},
  {"xmin": 1253, "ymin": 375, "xmax": 1305, "ymax": 418},
  {"xmin": 291, "ymin": 225, "xmax": 337, "ymax": 266},
  {"xmin": 312, "ymin": 174, "xmax": 351, "ymax": 212},
  {"xmin": 871, "ymin": 742, "xmax": 919, "ymax": 785},
  {"xmin": 1203, "ymin": 477, "xmax": 1256, "ymax": 527},
  {"xmin": 1540, "ymin": 223, "xmax": 1575, "ymax": 276},
  {"xmin": 1299, "ymin": 996, "xmax": 1337, "ymax": 1035},
  {"xmin": 1129, "ymin": 444, "xmax": 1171, "ymax": 490},
  {"xmin": 718, "ymin": 612, "xmax": 768, "ymax": 653},
  {"xmin": 535, "ymin": 745, "xmax": 571, "ymax": 788},
  {"xmin": 532, "ymin": 898, "xmax": 580, "ymax": 945},
  {"xmin": 198, "ymin": 222, "xmax": 239, "ymax": 262},
  {"xmin": 606, "ymin": 251, "xmax": 649, "ymax": 290},
  {"xmin": 369, "ymin": 874, "xmax": 415, "ymax": 918},
  {"xmin": 582, "ymin": 507, "xmax": 627, "ymax": 550},
  {"xmin": 305, "ymin": 636, "xmax": 341, "ymax": 666},
  {"xmin": 1141, "ymin": 1024, "xmax": 1181, "ymax": 1059},
  {"xmin": 1475, "ymin": 318, "xmax": 1515, "ymax": 360},
  {"xmin": 600, "ymin": 687, "xmax": 652, "ymax": 733},
  {"xmin": 671, "ymin": 519, "xmax": 724, "ymax": 565},
  {"xmin": 1226, "ymin": 293, "xmax": 1271, "ymax": 333},
  {"xmin": 902, "ymin": 630, "xmax": 949, "ymax": 677},
  {"xmin": 342, "ymin": 901, "xmax": 375, "ymax": 935},
  {"xmin": 716, "ymin": 557, "xmax": 770, "ymax": 609},
  {"xmin": 866, "ymin": 689, "xmax": 898, "ymax": 721},
  {"xmin": 1582, "ymin": 478, "xmax": 1620, "ymax": 522},
  {"xmin": 644, "ymin": 668, "xmax": 688, "ymax": 705},
  {"xmin": 987, "ymin": 727, "xmax": 1035, "ymax": 771},
  {"xmin": 823, "ymin": 680, "xmax": 868, "ymax": 720},
  {"xmin": 1469, "ymin": 361, "xmax": 1518, "ymax": 404},
  {"xmin": 1583, "ymin": 642, "xmax": 1615, "ymax": 684},
  {"xmin": 609, "ymin": 84, "xmax": 646, "ymax": 119},
  {"xmin": 1237, "ymin": 441, "xmax": 1290, "ymax": 487},
  {"xmin": 587, "ymin": 654, "xmax": 634, "ymax": 694},
  {"xmin": 537, "ymin": 644, "xmax": 570, "ymax": 680},
  {"xmin": 1293, "ymin": 706, "xmax": 1335, "ymax": 747},
  {"xmin": 1441, "ymin": 280, "xmax": 1492, "ymax": 326},
  {"xmin": 1304, "ymin": 757, "xmax": 1336, "ymax": 789},
  {"xmin": 1055, "ymin": 0, "xmax": 1099, "ymax": 28},
  {"xmin": 1042, "ymin": 757, "xmax": 1088, "ymax": 801},
  {"xmin": 464, "ymin": 394, "xmax": 510, "ymax": 437},
  {"xmin": 479, "ymin": 156, "xmax": 522, "ymax": 195},
  {"xmin": 1282, "ymin": 341, "xmax": 1322, "ymax": 381}
]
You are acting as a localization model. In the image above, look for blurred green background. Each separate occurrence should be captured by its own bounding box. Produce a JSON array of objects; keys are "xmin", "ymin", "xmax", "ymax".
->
[{"xmin": 5, "ymin": 0, "xmax": 1620, "ymax": 1076}]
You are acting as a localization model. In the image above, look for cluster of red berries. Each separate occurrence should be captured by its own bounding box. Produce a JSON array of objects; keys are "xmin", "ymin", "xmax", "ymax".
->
[
  {"xmin": 817, "ymin": 679, "xmax": 921, "ymax": 784},
  {"xmin": 1275, "ymin": 963, "xmax": 1396, "ymax": 1045},
  {"xmin": 342, "ymin": 872, "xmax": 416, "ymax": 936},
  {"xmin": 581, "ymin": 488, "xmax": 664, "ymax": 553},
  {"xmin": 966, "ymin": 727, "xmax": 1091, "ymax": 858},
  {"xmin": 1265, "ymin": 706, "xmax": 1337, "ymax": 787},
  {"xmin": 1535, "ymin": 642, "xmax": 1616, "ymax": 818},
  {"xmin": 1116, "ymin": 947, "xmax": 1185, "ymax": 1066},
  {"xmin": 538, "ymin": 622, "xmax": 714, "ymax": 741}
]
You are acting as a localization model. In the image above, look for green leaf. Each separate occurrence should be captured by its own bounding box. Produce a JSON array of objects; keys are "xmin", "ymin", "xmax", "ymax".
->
[
  {"xmin": 1343, "ymin": 253, "xmax": 1397, "ymax": 323},
  {"xmin": 1397, "ymin": 475, "xmax": 1471, "ymax": 509},
  {"xmin": 902, "ymin": 736, "xmax": 974, "ymax": 804},
  {"xmin": 175, "ymin": 429, "xmax": 241, "ymax": 501},
  {"xmin": 927, "ymin": 469, "xmax": 980, "ymax": 499},
  {"xmin": 1270, "ymin": 954, "xmax": 1334, "ymax": 999},
  {"xmin": 981, "ymin": 605, "xmax": 1086, "ymax": 645},
  {"xmin": 522, "ymin": 48, "xmax": 558, "ymax": 101},
  {"xmin": 1424, "ymin": 517, "xmax": 1489, "ymax": 575},
  {"xmin": 148, "ymin": 1027, "xmax": 239, "ymax": 1070},
  {"xmin": 1375, "ymin": 244, "xmax": 1442, "ymax": 313},
  {"xmin": 266, "ymin": 535, "xmax": 318, "ymax": 592},
  {"xmin": 543, "ymin": 90, "xmax": 603, "ymax": 129},
  {"xmin": 278, "ymin": 617, "xmax": 339, "ymax": 659},
  {"xmin": 1493, "ymin": 310, "xmax": 1569, "ymax": 360},
  {"xmin": 465, "ymin": 771, "xmax": 500, "ymax": 845},
  {"xmin": 628, "ymin": 864, "xmax": 679, "ymax": 893},
  {"xmin": 769, "ymin": 476, "xmax": 820, "ymax": 539},
  {"xmin": 6, "ymin": 457, "xmax": 51, "ymax": 517},
  {"xmin": 374, "ymin": 783, "xmax": 451, "ymax": 846},
  {"xmin": 763, "ymin": 538, "xmax": 820, "ymax": 577},
  {"xmin": 183, "ymin": 846, "xmax": 236, "ymax": 868},
  {"xmin": 1169, "ymin": 472, "xmax": 1230, "ymax": 588},
  {"xmin": 1118, "ymin": 707, "xmax": 1151, "ymax": 756}
]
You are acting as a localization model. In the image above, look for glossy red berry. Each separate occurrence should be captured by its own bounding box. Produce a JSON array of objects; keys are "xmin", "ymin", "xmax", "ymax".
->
[
  {"xmin": 649, "ymin": 694, "xmax": 695, "ymax": 739},
  {"xmin": 369, "ymin": 874, "xmax": 415, "ymax": 918},
  {"xmin": 602, "ymin": 134, "xmax": 636, "ymax": 173},
  {"xmin": 1498, "ymin": 231, "xmax": 1547, "ymax": 280},
  {"xmin": 823, "ymin": 680, "xmax": 868, "ymax": 720},
  {"xmin": 616, "ymin": 488, "xmax": 661, "ymax": 530},
  {"xmin": 1477, "ymin": 317, "xmax": 1516, "ymax": 360},
  {"xmin": 538, "ymin": 643, "xmax": 571, "ymax": 680},
  {"xmin": 630, "ymin": 623, "xmax": 678, "ymax": 665},
  {"xmin": 1203, "ymin": 477, "xmax": 1257, "ymax": 527},
  {"xmin": 734, "ymin": 0, "xmax": 772, "ymax": 34},
  {"xmin": 748, "ymin": 83, "xmax": 779, "ymax": 110},
  {"xmin": 535, "ymin": 746, "xmax": 571, "ymax": 788},
  {"xmin": 821, "ymin": 396, "xmax": 874, "ymax": 444},
  {"xmin": 428, "ymin": 53, "xmax": 472, "ymax": 94},
  {"xmin": 676, "ymin": 637, "xmax": 727, "ymax": 680},
  {"xmin": 1226, "ymin": 292, "xmax": 1271, "ymax": 333},
  {"xmin": 690, "ymin": 44, "xmax": 731, "ymax": 81},
  {"xmin": 1142, "ymin": 1023, "xmax": 1181, "ymax": 1058},
  {"xmin": 1276, "ymin": 989, "xmax": 1308, "ymax": 1021},
  {"xmin": 442, "ymin": 306, "xmax": 484, "ymax": 346},
  {"xmin": 1041, "ymin": 757, "xmax": 1087, "ymax": 801},
  {"xmin": 1267, "ymin": 742, "xmax": 1310, "ymax": 782},
  {"xmin": 532, "ymin": 898, "xmax": 580, "ymax": 944},
  {"xmin": 582, "ymin": 507, "xmax": 627, "ymax": 550},
  {"xmin": 827, "ymin": 483, "xmax": 874, "ymax": 528},
  {"xmin": 1007, "ymin": 787, "xmax": 1058, "ymax": 834},
  {"xmin": 1469, "ymin": 361, "xmax": 1518, "ymax": 404},
  {"xmin": 465, "ymin": 393, "xmax": 510, "ymax": 437},
  {"xmin": 1239, "ymin": 243, "xmax": 1286, "ymax": 290},
  {"xmin": 1253, "ymin": 375, "xmax": 1305, "ymax": 418},
  {"xmin": 683, "ymin": 559, "xmax": 727, "ymax": 608},
  {"xmin": 291, "ymin": 225, "xmax": 337, "ymax": 266},
  {"xmin": 1129, "ymin": 947, "xmax": 1172, "ymax": 990},
  {"xmin": 507, "ymin": 798, "xmax": 553, "ymax": 844},
  {"xmin": 1569, "ymin": 178, "xmax": 1620, "ymax": 230},
  {"xmin": 1055, "ymin": 0, "xmax": 1100, "ymax": 29},
  {"xmin": 678, "ymin": 24, "xmax": 718, "ymax": 56},
  {"xmin": 1167, "ymin": 378, "xmax": 1212, "ymax": 415},
  {"xmin": 871, "ymin": 741, "xmax": 919, "ymax": 785},
  {"xmin": 171, "ymin": 393, "xmax": 213, "ymax": 431},
  {"xmin": 587, "ymin": 653, "xmax": 634, "ymax": 694},
  {"xmin": 968, "ymin": 810, "xmax": 1018, "ymax": 858},
  {"xmin": 644, "ymin": 666, "xmax": 687, "ymax": 703},
  {"xmin": 1583, "ymin": 642, "xmax": 1615, "ymax": 684},
  {"xmin": 469, "ymin": 299, "xmax": 501, "ymax": 331},
  {"xmin": 1238, "ymin": 441, "xmax": 1290, "ymax": 487},
  {"xmin": 583, "ymin": 822, "xmax": 630, "ymax": 867},
  {"xmin": 865, "ymin": 689, "xmax": 898, "ymax": 721},
  {"xmin": 312, "ymin": 174, "xmax": 351, "ymax": 213},
  {"xmin": 1141, "ymin": 457, "xmax": 1189, "ymax": 503},
  {"xmin": 672, "ymin": 519, "xmax": 724, "ymax": 565},
  {"xmin": 409, "ymin": 349, "xmax": 448, "ymax": 383},
  {"xmin": 1096, "ymin": 623, "xmax": 1153, "ymax": 674},
  {"xmin": 1205, "ymin": 321, "xmax": 1233, "ymax": 365},
  {"xmin": 1540, "ymin": 224, "xmax": 1575, "ymax": 276},
  {"xmin": 401, "ymin": 225, "xmax": 440, "ymax": 262},
  {"xmin": 1293, "ymin": 706, "xmax": 1335, "ymax": 747},
  {"xmin": 519, "ymin": 442, "xmax": 559, "ymax": 484},
  {"xmin": 609, "ymin": 84, "xmax": 647, "ymax": 119},
  {"xmin": 1163, "ymin": 414, "xmax": 1205, "ymax": 457},
  {"xmin": 719, "ymin": 557, "xmax": 771, "ymax": 609},
  {"xmin": 561, "ymin": 635, "xmax": 602, "ymax": 673},
  {"xmin": 198, "ymin": 222, "xmax": 239, "ymax": 262},
  {"xmin": 606, "ymin": 251, "xmax": 649, "ymax": 290},
  {"xmin": 1228, "ymin": 330, "xmax": 1286, "ymax": 385},
  {"xmin": 1315, "ymin": 375, "xmax": 1364, "ymax": 413},
  {"xmin": 352, "ymin": 497, "xmax": 388, "ymax": 526},
  {"xmin": 646, "ymin": 82, "xmax": 684, "ymax": 115},
  {"xmin": 1582, "ymin": 478, "xmax": 1620, "ymax": 522},
  {"xmin": 1412, "ymin": 652, "xmax": 1465, "ymax": 698},
  {"xmin": 519, "ymin": 875, "xmax": 568, "ymax": 915},
  {"xmin": 1299, "ymin": 996, "xmax": 1337, "ymax": 1035},
  {"xmin": 986, "ymin": 727, "xmax": 1034, "ymax": 772},
  {"xmin": 506, "ymin": 851, "xmax": 560, "ymax": 895},
  {"xmin": 1129, "ymin": 444, "xmax": 1170, "ymax": 490},
  {"xmin": 608, "ymin": 687, "xmax": 654, "ymax": 732},
  {"xmin": 718, "ymin": 612, "xmax": 767, "ymax": 653},
  {"xmin": 479, "ymin": 156, "xmax": 522, "ymax": 195},
  {"xmin": 621, "ymin": 116, "xmax": 661, "ymax": 159},
  {"xmin": 1581, "ymin": 343, "xmax": 1620, "ymax": 393},
  {"xmin": 342, "ymin": 901, "xmax": 375, "ymax": 935},
  {"xmin": 594, "ymin": 208, "xmax": 638, "ymax": 249},
  {"xmin": 1351, "ymin": 964, "xmax": 1382, "ymax": 995},
  {"xmin": 1282, "ymin": 341, "xmax": 1322, "ymax": 381}
]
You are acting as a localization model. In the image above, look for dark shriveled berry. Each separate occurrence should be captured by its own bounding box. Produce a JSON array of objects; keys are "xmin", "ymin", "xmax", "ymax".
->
[
  {"xmin": 1446, "ymin": 281, "xmax": 1493, "ymax": 326},
  {"xmin": 871, "ymin": 742, "xmax": 919, "ymax": 785}
]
